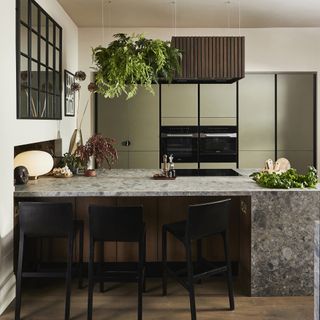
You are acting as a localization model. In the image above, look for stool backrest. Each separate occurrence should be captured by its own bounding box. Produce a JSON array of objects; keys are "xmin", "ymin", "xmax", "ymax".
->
[
  {"xmin": 89, "ymin": 205, "xmax": 144, "ymax": 242},
  {"xmin": 186, "ymin": 199, "xmax": 231, "ymax": 241},
  {"xmin": 19, "ymin": 202, "xmax": 73, "ymax": 237}
]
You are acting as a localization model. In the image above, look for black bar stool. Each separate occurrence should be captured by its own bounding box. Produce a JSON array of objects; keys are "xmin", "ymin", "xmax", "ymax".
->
[
  {"xmin": 162, "ymin": 199, "xmax": 235, "ymax": 320},
  {"xmin": 15, "ymin": 202, "xmax": 84, "ymax": 320},
  {"xmin": 87, "ymin": 205, "xmax": 146, "ymax": 320}
]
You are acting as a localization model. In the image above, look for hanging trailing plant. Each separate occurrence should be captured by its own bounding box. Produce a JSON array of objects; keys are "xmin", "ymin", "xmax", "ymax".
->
[{"xmin": 92, "ymin": 33, "xmax": 182, "ymax": 99}]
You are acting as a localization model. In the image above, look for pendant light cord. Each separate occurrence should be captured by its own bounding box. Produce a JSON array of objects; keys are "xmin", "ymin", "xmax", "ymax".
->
[
  {"xmin": 101, "ymin": 0, "xmax": 105, "ymax": 44},
  {"xmin": 171, "ymin": 1, "xmax": 177, "ymax": 36},
  {"xmin": 238, "ymin": 0, "xmax": 241, "ymax": 35}
]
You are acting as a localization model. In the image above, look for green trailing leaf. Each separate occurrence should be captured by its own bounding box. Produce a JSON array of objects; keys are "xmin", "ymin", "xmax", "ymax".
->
[
  {"xmin": 250, "ymin": 166, "xmax": 318, "ymax": 189},
  {"xmin": 92, "ymin": 33, "xmax": 182, "ymax": 99}
]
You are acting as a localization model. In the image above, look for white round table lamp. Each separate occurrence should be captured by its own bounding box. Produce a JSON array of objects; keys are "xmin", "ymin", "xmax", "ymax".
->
[{"xmin": 14, "ymin": 150, "xmax": 54, "ymax": 179}]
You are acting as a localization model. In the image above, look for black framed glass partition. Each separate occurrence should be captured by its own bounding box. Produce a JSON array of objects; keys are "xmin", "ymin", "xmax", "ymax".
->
[{"xmin": 16, "ymin": 0, "xmax": 62, "ymax": 119}]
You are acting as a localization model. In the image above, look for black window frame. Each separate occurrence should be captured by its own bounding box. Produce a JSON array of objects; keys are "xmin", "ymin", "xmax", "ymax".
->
[{"xmin": 16, "ymin": 0, "xmax": 63, "ymax": 120}]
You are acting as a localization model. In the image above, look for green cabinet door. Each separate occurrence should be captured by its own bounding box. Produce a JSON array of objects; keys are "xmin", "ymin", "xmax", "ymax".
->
[
  {"xmin": 97, "ymin": 93, "xmax": 129, "ymax": 152},
  {"xmin": 97, "ymin": 85, "xmax": 159, "ymax": 169},
  {"xmin": 239, "ymin": 74, "xmax": 275, "ymax": 168},
  {"xmin": 200, "ymin": 83, "xmax": 236, "ymax": 118},
  {"xmin": 161, "ymin": 84, "xmax": 198, "ymax": 120}
]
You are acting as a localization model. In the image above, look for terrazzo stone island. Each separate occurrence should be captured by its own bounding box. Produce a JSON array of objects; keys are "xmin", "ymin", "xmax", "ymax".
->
[
  {"xmin": 14, "ymin": 169, "xmax": 320, "ymax": 297},
  {"xmin": 315, "ymin": 221, "xmax": 320, "ymax": 319}
]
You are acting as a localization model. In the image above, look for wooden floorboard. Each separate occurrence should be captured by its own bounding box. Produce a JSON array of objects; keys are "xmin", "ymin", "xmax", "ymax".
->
[{"xmin": 0, "ymin": 279, "xmax": 313, "ymax": 319}]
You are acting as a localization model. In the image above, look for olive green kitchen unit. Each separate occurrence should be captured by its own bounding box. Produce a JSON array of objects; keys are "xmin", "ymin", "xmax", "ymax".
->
[
  {"xmin": 200, "ymin": 83, "xmax": 237, "ymax": 126},
  {"xmin": 238, "ymin": 72, "xmax": 315, "ymax": 172},
  {"xmin": 239, "ymin": 74, "xmax": 275, "ymax": 168},
  {"xmin": 97, "ymin": 85, "xmax": 159, "ymax": 169},
  {"xmin": 277, "ymin": 73, "xmax": 314, "ymax": 173},
  {"xmin": 161, "ymin": 84, "xmax": 198, "ymax": 125}
]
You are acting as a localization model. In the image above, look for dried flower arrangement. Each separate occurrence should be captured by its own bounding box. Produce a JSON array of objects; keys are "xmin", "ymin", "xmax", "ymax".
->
[
  {"xmin": 75, "ymin": 134, "xmax": 118, "ymax": 172},
  {"xmin": 68, "ymin": 70, "xmax": 98, "ymax": 154}
]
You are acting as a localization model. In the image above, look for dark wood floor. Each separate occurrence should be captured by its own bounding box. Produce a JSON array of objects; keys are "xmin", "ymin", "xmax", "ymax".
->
[{"xmin": 0, "ymin": 278, "xmax": 313, "ymax": 320}]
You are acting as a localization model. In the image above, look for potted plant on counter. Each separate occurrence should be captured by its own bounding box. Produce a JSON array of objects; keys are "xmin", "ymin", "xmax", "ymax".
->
[
  {"xmin": 75, "ymin": 134, "xmax": 118, "ymax": 176},
  {"xmin": 59, "ymin": 152, "xmax": 83, "ymax": 175}
]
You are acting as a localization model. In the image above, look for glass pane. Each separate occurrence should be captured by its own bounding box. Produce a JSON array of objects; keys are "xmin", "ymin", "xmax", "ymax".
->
[
  {"xmin": 19, "ymin": 87, "xmax": 29, "ymax": 118},
  {"xmin": 48, "ymin": 44, "xmax": 54, "ymax": 68},
  {"xmin": 20, "ymin": 55, "xmax": 29, "ymax": 118},
  {"xmin": 40, "ymin": 12, "xmax": 46, "ymax": 37},
  {"xmin": 40, "ymin": 65, "xmax": 46, "ymax": 91},
  {"xmin": 47, "ymin": 94, "xmax": 54, "ymax": 118},
  {"xmin": 31, "ymin": 31, "xmax": 38, "ymax": 60},
  {"xmin": 20, "ymin": 24, "xmax": 28, "ymax": 54},
  {"xmin": 55, "ymin": 95, "xmax": 61, "ymax": 118},
  {"xmin": 40, "ymin": 39, "xmax": 46, "ymax": 64},
  {"xmin": 31, "ymin": 61, "xmax": 38, "ymax": 88},
  {"xmin": 39, "ymin": 91, "xmax": 46, "ymax": 118},
  {"xmin": 31, "ymin": 2, "xmax": 38, "ymax": 31},
  {"xmin": 48, "ymin": 69, "xmax": 53, "ymax": 93},
  {"xmin": 54, "ymin": 71, "xmax": 60, "ymax": 94},
  {"xmin": 30, "ymin": 89, "xmax": 39, "ymax": 118},
  {"xmin": 55, "ymin": 50, "xmax": 60, "ymax": 71},
  {"xmin": 20, "ymin": 55, "xmax": 29, "ymax": 88},
  {"xmin": 20, "ymin": 0, "xmax": 28, "ymax": 24},
  {"xmin": 56, "ymin": 26, "xmax": 60, "ymax": 48},
  {"xmin": 48, "ymin": 19, "xmax": 54, "ymax": 43}
]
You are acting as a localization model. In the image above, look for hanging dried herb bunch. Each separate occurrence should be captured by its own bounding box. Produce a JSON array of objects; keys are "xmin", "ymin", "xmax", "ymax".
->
[
  {"xmin": 76, "ymin": 134, "xmax": 118, "ymax": 169},
  {"xmin": 92, "ymin": 33, "xmax": 182, "ymax": 99}
]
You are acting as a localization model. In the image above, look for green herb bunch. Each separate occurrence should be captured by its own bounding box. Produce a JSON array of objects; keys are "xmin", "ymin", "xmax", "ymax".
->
[
  {"xmin": 250, "ymin": 166, "xmax": 318, "ymax": 189},
  {"xmin": 59, "ymin": 152, "xmax": 83, "ymax": 172},
  {"xmin": 92, "ymin": 33, "xmax": 182, "ymax": 99}
]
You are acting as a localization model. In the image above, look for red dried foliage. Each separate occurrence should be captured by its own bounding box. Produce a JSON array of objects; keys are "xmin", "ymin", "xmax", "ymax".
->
[{"xmin": 76, "ymin": 134, "xmax": 118, "ymax": 169}]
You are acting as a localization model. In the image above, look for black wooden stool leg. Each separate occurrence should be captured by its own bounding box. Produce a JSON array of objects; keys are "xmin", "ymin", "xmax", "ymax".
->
[
  {"xmin": 162, "ymin": 227, "xmax": 168, "ymax": 296},
  {"xmin": 15, "ymin": 231, "xmax": 24, "ymax": 320},
  {"xmin": 138, "ymin": 237, "xmax": 144, "ymax": 320},
  {"xmin": 65, "ymin": 235, "xmax": 74, "ymax": 320},
  {"xmin": 78, "ymin": 224, "xmax": 84, "ymax": 289},
  {"xmin": 143, "ymin": 232, "xmax": 147, "ymax": 293},
  {"xmin": 196, "ymin": 239, "xmax": 202, "ymax": 284},
  {"xmin": 223, "ymin": 232, "xmax": 235, "ymax": 310},
  {"xmin": 186, "ymin": 244, "xmax": 196, "ymax": 320},
  {"xmin": 99, "ymin": 241, "xmax": 104, "ymax": 292},
  {"xmin": 87, "ymin": 238, "xmax": 95, "ymax": 320}
]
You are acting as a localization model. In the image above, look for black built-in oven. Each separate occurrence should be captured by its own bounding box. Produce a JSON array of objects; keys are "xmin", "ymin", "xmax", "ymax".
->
[
  {"xmin": 160, "ymin": 125, "xmax": 237, "ymax": 163},
  {"xmin": 160, "ymin": 126, "xmax": 198, "ymax": 162},
  {"xmin": 199, "ymin": 126, "xmax": 237, "ymax": 162}
]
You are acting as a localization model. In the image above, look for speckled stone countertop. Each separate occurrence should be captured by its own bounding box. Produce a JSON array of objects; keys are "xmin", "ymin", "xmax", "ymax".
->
[{"xmin": 14, "ymin": 168, "xmax": 320, "ymax": 197}]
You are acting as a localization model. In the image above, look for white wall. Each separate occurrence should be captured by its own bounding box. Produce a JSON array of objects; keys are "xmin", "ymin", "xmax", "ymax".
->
[
  {"xmin": 0, "ymin": 0, "xmax": 78, "ymax": 314},
  {"xmin": 78, "ymin": 27, "xmax": 320, "ymax": 168}
]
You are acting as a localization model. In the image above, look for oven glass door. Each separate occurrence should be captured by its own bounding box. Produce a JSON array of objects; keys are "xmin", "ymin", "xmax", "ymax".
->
[
  {"xmin": 199, "ymin": 133, "xmax": 237, "ymax": 162},
  {"xmin": 161, "ymin": 134, "xmax": 198, "ymax": 162}
]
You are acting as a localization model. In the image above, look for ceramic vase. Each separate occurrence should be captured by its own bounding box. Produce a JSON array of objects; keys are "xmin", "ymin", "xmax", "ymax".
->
[{"xmin": 69, "ymin": 128, "xmax": 83, "ymax": 154}]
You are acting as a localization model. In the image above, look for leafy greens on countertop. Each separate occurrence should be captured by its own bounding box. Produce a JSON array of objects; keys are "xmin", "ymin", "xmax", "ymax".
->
[{"xmin": 250, "ymin": 166, "xmax": 318, "ymax": 189}]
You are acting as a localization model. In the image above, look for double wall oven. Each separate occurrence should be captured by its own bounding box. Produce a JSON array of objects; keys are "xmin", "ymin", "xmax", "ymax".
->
[{"xmin": 160, "ymin": 125, "xmax": 237, "ymax": 164}]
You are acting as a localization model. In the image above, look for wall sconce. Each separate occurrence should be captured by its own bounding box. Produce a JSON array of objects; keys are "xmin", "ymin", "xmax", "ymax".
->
[{"xmin": 14, "ymin": 150, "xmax": 54, "ymax": 179}]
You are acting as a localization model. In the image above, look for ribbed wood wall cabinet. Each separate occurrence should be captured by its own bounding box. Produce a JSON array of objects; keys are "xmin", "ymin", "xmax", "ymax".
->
[{"xmin": 171, "ymin": 36, "xmax": 245, "ymax": 83}]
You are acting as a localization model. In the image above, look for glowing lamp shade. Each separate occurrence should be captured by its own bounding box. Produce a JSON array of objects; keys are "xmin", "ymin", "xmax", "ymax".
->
[{"xmin": 14, "ymin": 150, "xmax": 54, "ymax": 179}]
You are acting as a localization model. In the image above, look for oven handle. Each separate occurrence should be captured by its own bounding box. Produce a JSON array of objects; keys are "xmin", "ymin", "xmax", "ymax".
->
[
  {"xmin": 200, "ymin": 133, "xmax": 237, "ymax": 138},
  {"xmin": 161, "ymin": 133, "xmax": 198, "ymax": 138}
]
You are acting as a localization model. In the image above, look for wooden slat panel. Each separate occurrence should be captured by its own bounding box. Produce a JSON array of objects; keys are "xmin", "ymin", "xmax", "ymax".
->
[{"xmin": 171, "ymin": 36, "xmax": 245, "ymax": 81}]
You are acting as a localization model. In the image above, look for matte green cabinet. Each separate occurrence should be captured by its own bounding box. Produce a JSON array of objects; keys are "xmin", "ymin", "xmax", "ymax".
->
[
  {"xmin": 97, "ymin": 85, "xmax": 159, "ymax": 169},
  {"xmin": 239, "ymin": 73, "xmax": 315, "ymax": 172},
  {"xmin": 239, "ymin": 74, "xmax": 275, "ymax": 168},
  {"xmin": 200, "ymin": 83, "xmax": 236, "ymax": 125},
  {"xmin": 161, "ymin": 84, "xmax": 197, "ymax": 125},
  {"xmin": 277, "ymin": 74, "xmax": 314, "ymax": 173}
]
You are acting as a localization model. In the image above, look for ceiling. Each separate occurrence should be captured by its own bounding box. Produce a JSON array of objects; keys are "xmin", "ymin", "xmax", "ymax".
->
[{"xmin": 57, "ymin": 0, "xmax": 320, "ymax": 28}]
